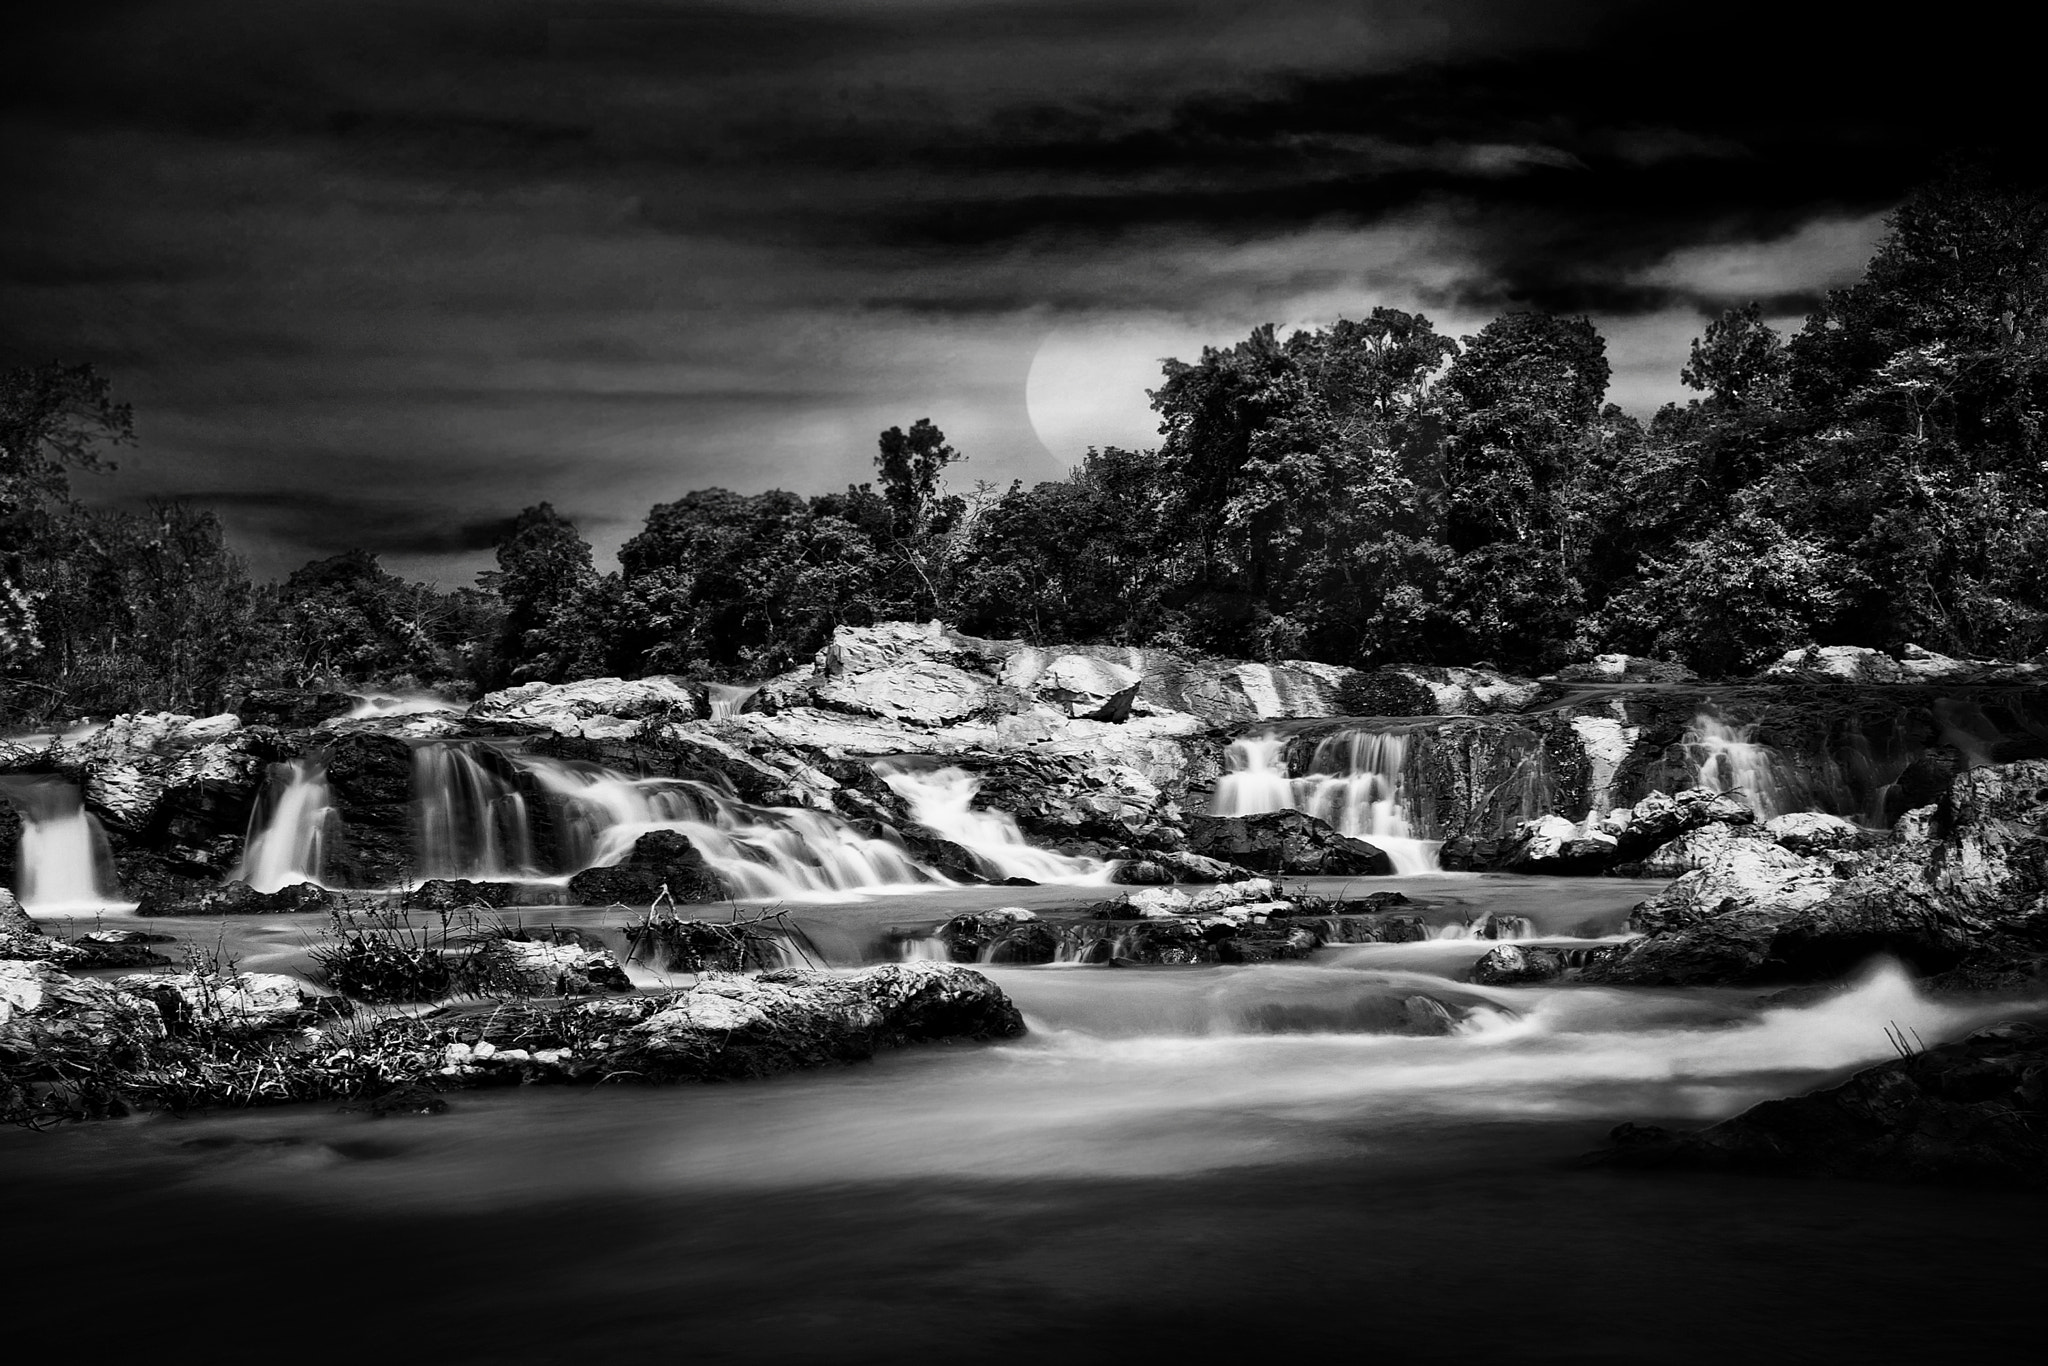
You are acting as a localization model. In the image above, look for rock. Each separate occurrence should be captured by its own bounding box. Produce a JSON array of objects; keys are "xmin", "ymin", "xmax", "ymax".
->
[
  {"xmin": 623, "ymin": 916, "xmax": 797, "ymax": 973},
  {"xmin": 1762, "ymin": 645, "xmax": 1911, "ymax": 684},
  {"xmin": 321, "ymin": 732, "xmax": 414, "ymax": 887},
  {"xmin": 472, "ymin": 938, "xmax": 633, "ymax": 995},
  {"xmin": 1632, "ymin": 820, "xmax": 1780, "ymax": 878},
  {"xmin": 1504, "ymin": 815, "xmax": 1618, "ymax": 874},
  {"xmin": 1401, "ymin": 995, "xmax": 1458, "ymax": 1035},
  {"xmin": 112, "ymin": 970, "xmax": 326, "ymax": 1032},
  {"xmin": 0, "ymin": 959, "xmax": 164, "ymax": 1041},
  {"xmin": 1036, "ymin": 656, "xmax": 1143, "ymax": 719},
  {"xmin": 622, "ymin": 962, "xmax": 1026, "ymax": 1077},
  {"xmin": 1471, "ymin": 944, "xmax": 1559, "ymax": 985},
  {"xmin": 1893, "ymin": 804, "xmax": 1941, "ymax": 843},
  {"xmin": 1, "ymin": 888, "xmax": 88, "ymax": 966},
  {"xmin": 1337, "ymin": 664, "xmax": 1542, "ymax": 717},
  {"xmin": 1610, "ymin": 787, "xmax": 1757, "ymax": 862},
  {"xmin": 140, "ymin": 879, "xmax": 333, "ymax": 916},
  {"xmin": 1765, "ymin": 812, "xmax": 1869, "ymax": 854},
  {"xmin": 1603, "ymin": 1021, "xmax": 2048, "ymax": 1186},
  {"xmin": 932, "ymin": 908, "xmax": 1058, "ymax": 964},
  {"xmin": 0, "ymin": 888, "xmax": 33, "ymax": 938},
  {"xmin": 1184, "ymin": 810, "xmax": 1392, "ymax": 875},
  {"xmin": 1587, "ymin": 760, "xmax": 2048, "ymax": 988},
  {"xmin": 567, "ymin": 829, "xmax": 728, "ymax": 906},
  {"xmin": 235, "ymin": 689, "xmax": 357, "ymax": 728},
  {"xmin": 1554, "ymin": 654, "xmax": 1696, "ymax": 684},
  {"xmin": 469, "ymin": 676, "xmax": 707, "ymax": 737}
]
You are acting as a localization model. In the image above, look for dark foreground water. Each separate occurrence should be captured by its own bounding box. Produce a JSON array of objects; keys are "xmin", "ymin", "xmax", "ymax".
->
[{"xmin": 7, "ymin": 876, "xmax": 2044, "ymax": 1363}]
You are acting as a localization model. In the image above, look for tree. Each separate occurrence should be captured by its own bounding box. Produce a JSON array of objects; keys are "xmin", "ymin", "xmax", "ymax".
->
[
  {"xmin": 1680, "ymin": 303, "xmax": 1788, "ymax": 407},
  {"xmin": 1, "ymin": 363, "xmax": 133, "ymax": 667},
  {"xmin": 874, "ymin": 418, "xmax": 964, "ymax": 537},
  {"xmin": 483, "ymin": 504, "xmax": 604, "ymax": 685}
]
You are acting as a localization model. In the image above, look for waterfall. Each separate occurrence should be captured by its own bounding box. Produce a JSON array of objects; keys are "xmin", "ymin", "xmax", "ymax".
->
[
  {"xmin": 1210, "ymin": 729, "xmax": 1442, "ymax": 875},
  {"xmin": 514, "ymin": 755, "xmax": 950, "ymax": 900},
  {"xmin": 414, "ymin": 742, "xmax": 536, "ymax": 879},
  {"xmin": 1, "ymin": 775, "xmax": 123, "ymax": 912},
  {"xmin": 875, "ymin": 763, "xmax": 1114, "ymax": 886},
  {"xmin": 707, "ymin": 683, "xmax": 761, "ymax": 720},
  {"xmin": 1683, "ymin": 713, "xmax": 1798, "ymax": 819},
  {"xmin": 236, "ymin": 759, "xmax": 337, "ymax": 892}
]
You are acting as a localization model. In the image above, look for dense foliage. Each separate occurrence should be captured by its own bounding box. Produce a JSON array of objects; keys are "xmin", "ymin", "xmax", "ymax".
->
[{"xmin": 4, "ymin": 165, "xmax": 2045, "ymax": 723}]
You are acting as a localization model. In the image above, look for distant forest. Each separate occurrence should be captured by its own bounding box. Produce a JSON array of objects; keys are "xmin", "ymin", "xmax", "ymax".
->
[{"xmin": 4, "ymin": 163, "xmax": 2045, "ymax": 724}]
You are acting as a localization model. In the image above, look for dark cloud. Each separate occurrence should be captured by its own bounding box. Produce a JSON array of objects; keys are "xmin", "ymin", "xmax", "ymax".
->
[{"xmin": 2, "ymin": 1, "xmax": 2034, "ymax": 577}]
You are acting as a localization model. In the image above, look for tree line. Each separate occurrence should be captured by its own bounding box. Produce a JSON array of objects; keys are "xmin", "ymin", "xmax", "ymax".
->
[{"xmin": 3, "ymin": 164, "xmax": 2044, "ymax": 724}]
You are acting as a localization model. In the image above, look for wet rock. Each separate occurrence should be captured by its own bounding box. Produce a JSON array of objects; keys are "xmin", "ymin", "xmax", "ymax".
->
[
  {"xmin": 234, "ymin": 689, "xmax": 357, "ymax": 728},
  {"xmin": 1, "ymin": 889, "xmax": 89, "ymax": 965},
  {"xmin": 1401, "ymin": 995, "xmax": 1459, "ymax": 1035},
  {"xmin": 1504, "ymin": 814, "xmax": 1619, "ymax": 874},
  {"xmin": 469, "ymin": 676, "xmax": 707, "ymax": 737},
  {"xmin": 933, "ymin": 908, "xmax": 1058, "ymax": 964},
  {"xmin": 113, "ymin": 970, "xmax": 328, "ymax": 1033},
  {"xmin": 1603, "ymin": 1020, "xmax": 2048, "ymax": 1186},
  {"xmin": 621, "ymin": 962, "xmax": 1026, "ymax": 1077},
  {"xmin": 1184, "ymin": 810, "xmax": 1392, "ymax": 875},
  {"xmin": 1469, "ymin": 941, "xmax": 1626, "ymax": 986},
  {"xmin": 1610, "ymin": 788, "xmax": 1757, "ymax": 862},
  {"xmin": 321, "ymin": 732, "xmax": 414, "ymax": 888},
  {"xmin": 623, "ymin": 916, "xmax": 800, "ymax": 973},
  {"xmin": 1765, "ymin": 811, "xmax": 1870, "ymax": 854},
  {"xmin": 1554, "ymin": 654, "xmax": 1696, "ymax": 684},
  {"xmin": 566, "ymin": 829, "xmax": 728, "ymax": 906},
  {"xmin": 1336, "ymin": 664, "xmax": 1542, "ymax": 717},
  {"xmin": 407, "ymin": 878, "xmax": 523, "ymax": 911},
  {"xmin": 1586, "ymin": 760, "xmax": 2048, "ymax": 988},
  {"xmin": 471, "ymin": 937, "xmax": 633, "ymax": 995},
  {"xmin": 139, "ymin": 879, "xmax": 334, "ymax": 916}
]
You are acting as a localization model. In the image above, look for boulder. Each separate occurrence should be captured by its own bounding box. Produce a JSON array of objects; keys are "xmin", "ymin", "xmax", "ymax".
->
[
  {"xmin": 470, "ymin": 676, "xmax": 707, "ymax": 737},
  {"xmin": 1470, "ymin": 941, "xmax": 1626, "ymax": 986},
  {"xmin": 1762, "ymin": 645, "xmax": 1911, "ymax": 684},
  {"xmin": 112, "ymin": 970, "xmax": 326, "ymax": 1032},
  {"xmin": 1035, "ymin": 656, "xmax": 1143, "ymax": 719},
  {"xmin": 472, "ymin": 938, "xmax": 634, "ymax": 995},
  {"xmin": 321, "ymin": 732, "xmax": 415, "ymax": 887},
  {"xmin": 567, "ymin": 829, "xmax": 728, "ymax": 906},
  {"xmin": 1503, "ymin": 815, "xmax": 1619, "ymax": 874},
  {"xmin": 1184, "ymin": 810, "xmax": 1392, "ymax": 875},
  {"xmin": 1604, "ymin": 1020, "xmax": 2048, "ymax": 1187},
  {"xmin": 1765, "ymin": 811, "xmax": 1869, "ymax": 854},
  {"xmin": 932, "ymin": 908, "xmax": 1058, "ymax": 964},
  {"xmin": 1336, "ymin": 664, "xmax": 1542, "ymax": 717},
  {"xmin": 622, "ymin": 962, "xmax": 1026, "ymax": 1077},
  {"xmin": 1610, "ymin": 787, "xmax": 1757, "ymax": 862}
]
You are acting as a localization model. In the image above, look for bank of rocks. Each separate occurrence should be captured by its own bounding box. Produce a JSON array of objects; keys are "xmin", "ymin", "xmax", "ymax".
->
[{"xmin": 0, "ymin": 958, "xmax": 1023, "ymax": 1125}]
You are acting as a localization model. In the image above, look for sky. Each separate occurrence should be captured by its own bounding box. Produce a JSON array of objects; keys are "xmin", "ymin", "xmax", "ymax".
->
[{"xmin": 1, "ymin": 1, "xmax": 2030, "ymax": 583}]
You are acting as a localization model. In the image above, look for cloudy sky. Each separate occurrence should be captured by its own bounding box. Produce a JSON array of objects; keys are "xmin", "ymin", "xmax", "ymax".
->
[{"xmin": 1, "ymin": 1, "xmax": 2024, "ymax": 582}]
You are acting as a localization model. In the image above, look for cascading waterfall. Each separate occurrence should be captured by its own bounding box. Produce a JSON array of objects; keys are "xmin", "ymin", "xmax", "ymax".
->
[
  {"xmin": 414, "ymin": 742, "xmax": 536, "ymax": 879},
  {"xmin": 236, "ymin": 759, "xmax": 337, "ymax": 892},
  {"xmin": 707, "ymin": 683, "xmax": 761, "ymax": 720},
  {"xmin": 0, "ymin": 775, "xmax": 123, "ymax": 912},
  {"xmin": 1211, "ymin": 729, "xmax": 1442, "ymax": 874},
  {"xmin": 514, "ymin": 755, "xmax": 949, "ymax": 900},
  {"xmin": 875, "ymin": 763, "xmax": 1114, "ymax": 886},
  {"xmin": 1683, "ymin": 713, "xmax": 1798, "ymax": 819}
]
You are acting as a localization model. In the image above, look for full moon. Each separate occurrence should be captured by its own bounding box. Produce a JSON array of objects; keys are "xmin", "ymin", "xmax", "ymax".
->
[{"xmin": 1023, "ymin": 318, "xmax": 1211, "ymax": 463}]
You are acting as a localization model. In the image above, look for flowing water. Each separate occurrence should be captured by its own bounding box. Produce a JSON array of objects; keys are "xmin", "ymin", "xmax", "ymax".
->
[
  {"xmin": 5, "ymin": 873, "xmax": 2039, "ymax": 1361},
  {"xmin": 1212, "ymin": 728, "xmax": 1443, "ymax": 873},
  {"xmin": 415, "ymin": 742, "xmax": 537, "ymax": 879},
  {"xmin": 236, "ymin": 758, "xmax": 337, "ymax": 892},
  {"xmin": 877, "ymin": 762, "xmax": 1113, "ymax": 885},
  {"xmin": 0, "ymin": 774, "xmax": 124, "ymax": 913}
]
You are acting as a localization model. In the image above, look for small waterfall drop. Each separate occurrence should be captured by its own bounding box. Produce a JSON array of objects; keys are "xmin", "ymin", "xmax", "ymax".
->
[
  {"xmin": 1210, "ymin": 729, "xmax": 1442, "ymax": 875},
  {"xmin": 345, "ymin": 691, "xmax": 460, "ymax": 720},
  {"xmin": 515, "ymin": 755, "xmax": 948, "ymax": 900},
  {"xmin": 1, "ymin": 775, "xmax": 124, "ymax": 912},
  {"xmin": 236, "ymin": 759, "xmax": 337, "ymax": 892},
  {"xmin": 876, "ymin": 764, "xmax": 1114, "ymax": 885},
  {"xmin": 414, "ymin": 742, "xmax": 536, "ymax": 879},
  {"xmin": 707, "ymin": 683, "xmax": 761, "ymax": 720},
  {"xmin": 1684, "ymin": 713, "xmax": 1797, "ymax": 818}
]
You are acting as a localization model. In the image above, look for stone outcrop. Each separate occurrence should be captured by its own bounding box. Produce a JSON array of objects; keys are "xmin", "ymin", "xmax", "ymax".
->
[
  {"xmin": 1184, "ymin": 810, "xmax": 1392, "ymax": 875},
  {"xmin": 1337, "ymin": 664, "xmax": 1542, "ymax": 717},
  {"xmin": 567, "ymin": 829, "xmax": 728, "ymax": 906},
  {"xmin": 1604, "ymin": 1020, "xmax": 2048, "ymax": 1187},
  {"xmin": 1583, "ymin": 760, "xmax": 2048, "ymax": 989},
  {"xmin": 470, "ymin": 676, "xmax": 707, "ymax": 737}
]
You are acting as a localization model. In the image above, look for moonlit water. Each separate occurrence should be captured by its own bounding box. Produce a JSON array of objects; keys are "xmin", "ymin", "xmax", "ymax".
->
[
  {"xmin": 877, "ymin": 762, "xmax": 1114, "ymax": 885},
  {"xmin": 0, "ymin": 775, "xmax": 124, "ymax": 913},
  {"xmin": 515, "ymin": 754, "xmax": 946, "ymax": 900},
  {"xmin": 236, "ymin": 759, "xmax": 336, "ymax": 892},
  {"xmin": 1211, "ymin": 728, "xmax": 1443, "ymax": 873}
]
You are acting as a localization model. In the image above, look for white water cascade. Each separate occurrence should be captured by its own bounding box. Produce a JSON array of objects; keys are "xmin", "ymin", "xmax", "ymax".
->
[
  {"xmin": 514, "ymin": 756, "xmax": 948, "ymax": 901},
  {"xmin": 876, "ymin": 763, "xmax": 1115, "ymax": 886},
  {"xmin": 236, "ymin": 759, "xmax": 337, "ymax": 892},
  {"xmin": 1211, "ymin": 729, "xmax": 1443, "ymax": 875},
  {"xmin": 707, "ymin": 683, "xmax": 761, "ymax": 720},
  {"xmin": 1684, "ymin": 713, "xmax": 1797, "ymax": 818},
  {"xmin": 414, "ymin": 743, "xmax": 536, "ymax": 879},
  {"xmin": 1, "ymin": 775, "xmax": 124, "ymax": 913}
]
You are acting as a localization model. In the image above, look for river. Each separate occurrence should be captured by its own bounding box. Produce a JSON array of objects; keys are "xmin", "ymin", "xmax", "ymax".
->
[{"xmin": 4, "ymin": 874, "xmax": 2043, "ymax": 1362}]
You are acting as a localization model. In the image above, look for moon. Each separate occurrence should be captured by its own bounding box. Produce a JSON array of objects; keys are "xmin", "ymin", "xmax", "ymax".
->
[{"xmin": 1024, "ymin": 318, "xmax": 1209, "ymax": 463}]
